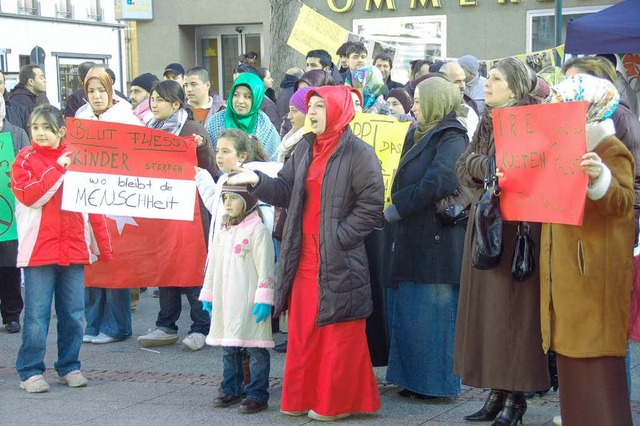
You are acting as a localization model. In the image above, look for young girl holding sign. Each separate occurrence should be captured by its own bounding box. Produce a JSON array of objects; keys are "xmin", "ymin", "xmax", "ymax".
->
[
  {"xmin": 12, "ymin": 105, "xmax": 113, "ymax": 392},
  {"xmin": 198, "ymin": 179, "xmax": 275, "ymax": 414}
]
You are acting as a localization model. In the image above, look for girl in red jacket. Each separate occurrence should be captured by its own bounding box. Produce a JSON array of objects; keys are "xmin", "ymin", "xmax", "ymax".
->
[{"xmin": 12, "ymin": 105, "xmax": 112, "ymax": 393}]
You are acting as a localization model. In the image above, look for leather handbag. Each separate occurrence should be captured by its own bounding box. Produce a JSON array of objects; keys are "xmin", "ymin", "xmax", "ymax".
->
[
  {"xmin": 435, "ymin": 185, "xmax": 475, "ymax": 226},
  {"xmin": 472, "ymin": 157, "xmax": 503, "ymax": 270},
  {"xmin": 511, "ymin": 221, "xmax": 536, "ymax": 281}
]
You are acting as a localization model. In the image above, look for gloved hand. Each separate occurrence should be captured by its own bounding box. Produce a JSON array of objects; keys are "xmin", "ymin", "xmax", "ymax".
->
[
  {"xmin": 384, "ymin": 204, "xmax": 401, "ymax": 223},
  {"xmin": 252, "ymin": 303, "xmax": 271, "ymax": 323},
  {"xmin": 201, "ymin": 301, "xmax": 212, "ymax": 314}
]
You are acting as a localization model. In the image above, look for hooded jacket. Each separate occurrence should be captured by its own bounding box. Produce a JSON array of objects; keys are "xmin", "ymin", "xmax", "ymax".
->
[{"xmin": 251, "ymin": 86, "xmax": 384, "ymax": 326}]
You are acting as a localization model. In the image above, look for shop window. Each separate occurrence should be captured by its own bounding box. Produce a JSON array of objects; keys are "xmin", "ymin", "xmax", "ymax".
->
[
  {"xmin": 18, "ymin": 0, "xmax": 40, "ymax": 15},
  {"xmin": 353, "ymin": 16, "xmax": 446, "ymax": 84},
  {"xmin": 527, "ymin": 6, "xmax": 608, "ymax": 53},
  {"xmin": 56, "ymin": 0, "xmax": 73, "ymax": 19},
  {"xmin": 88, "ymin": 0, "xmax": 103, "ymax": 22}
]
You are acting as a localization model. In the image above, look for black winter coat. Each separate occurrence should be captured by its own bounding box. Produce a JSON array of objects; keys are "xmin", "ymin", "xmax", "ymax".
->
[
  {"xmin": 388, "ymin": 112, "xmax": 469, "ymax": 286},
  {"xmin": 252, "ymin": 127, "xmax": 384, "ymax": 326}
]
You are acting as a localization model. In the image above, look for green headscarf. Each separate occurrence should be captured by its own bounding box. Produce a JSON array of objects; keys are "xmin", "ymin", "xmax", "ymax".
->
[
  {"xmin": 224, "ymin": 73, "xmax": 265, "ymax": 133},
  {"xmin": 413, "ymin": 77, "xmax": 462, "ymax": 143}
]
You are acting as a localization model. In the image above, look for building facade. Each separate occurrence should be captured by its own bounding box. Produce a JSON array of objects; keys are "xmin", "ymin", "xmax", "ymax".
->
[
  {"xmin": 135, "ymin": 0, "xmax": 614, "ymax": 93},
  {"xmin": 0, "ymin": 0, "xmax": 127, "ymax": 110}
]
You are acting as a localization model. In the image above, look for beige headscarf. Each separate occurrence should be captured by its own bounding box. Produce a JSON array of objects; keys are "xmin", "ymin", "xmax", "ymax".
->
[
  {"xmin": 413, "ymin": 77, "xmax": 462, "ymax": 143},
  {"xmin": 83, "ymin": 68, "xmax": 114, "ymax": 115}
]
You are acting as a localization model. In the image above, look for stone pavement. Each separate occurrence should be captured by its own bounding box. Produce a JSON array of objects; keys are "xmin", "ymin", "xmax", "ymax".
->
[{"xmin": 1, "ymin": 289, "xmax": 639, "ymax": 425}]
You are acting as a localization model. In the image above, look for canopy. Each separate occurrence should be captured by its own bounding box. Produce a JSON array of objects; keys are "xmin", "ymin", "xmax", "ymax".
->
[{"xmin": 565, "ymin": 0, "xmax": 640, "ymax": 54}]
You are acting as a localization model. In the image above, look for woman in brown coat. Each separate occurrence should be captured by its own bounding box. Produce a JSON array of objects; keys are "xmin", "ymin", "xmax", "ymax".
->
[
  {"xmin": 454, "ymin": 58, "xmax": 550, "ymax": 425},
  {"xmin": 542, "ymin": 74, "xmax": 634, "ymax": 426}
]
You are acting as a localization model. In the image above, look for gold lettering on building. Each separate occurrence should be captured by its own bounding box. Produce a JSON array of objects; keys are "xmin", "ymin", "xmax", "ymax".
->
[
  {"xmin": 497, "ymin": 0, "xmax": 519, "ymax": 3},
  {"xmin": 365, "ymin": 0, "xmax": 397, "ymax": 11},
  {"xmin": 459, "ymin": 0, "xmax": 477, "ymax": 5},
  {"xmin": 409, "ymin": 0, "xmax": 442, "ymax": 9},
  {"xmin": 328, "ymin": 0, "xmax": 355, "ymax": 12}
]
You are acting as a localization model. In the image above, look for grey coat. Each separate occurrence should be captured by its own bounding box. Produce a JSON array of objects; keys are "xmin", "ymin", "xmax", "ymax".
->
[{"xmin": 252, "ymin": 127, "xmax": 384, "ymax": 326}]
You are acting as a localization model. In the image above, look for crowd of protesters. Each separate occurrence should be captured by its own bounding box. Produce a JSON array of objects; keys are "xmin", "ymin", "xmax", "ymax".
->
[{"xmin": 1, "ymin": 39, "xmax": 639, "ymax": 426}]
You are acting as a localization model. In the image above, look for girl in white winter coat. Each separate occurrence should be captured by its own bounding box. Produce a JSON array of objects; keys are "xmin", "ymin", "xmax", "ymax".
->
[{"xmin": 198, "ymin": 181, "xmax": 275, "ymax": 414}]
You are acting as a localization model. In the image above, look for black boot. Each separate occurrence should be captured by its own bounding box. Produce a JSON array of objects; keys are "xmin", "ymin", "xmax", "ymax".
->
[
  {"xmin": 464, "ymin": 389, "xmax": 507, "ymax": 422},
  {"xmin": 491, "ymin": 392, "xmax": 527, "ymax": 426}
]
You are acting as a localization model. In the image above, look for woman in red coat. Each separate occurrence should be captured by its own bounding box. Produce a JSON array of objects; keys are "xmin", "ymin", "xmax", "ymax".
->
[{"xmin": 228, "ymin": 85, "xmax": 383, "ymax": 421}]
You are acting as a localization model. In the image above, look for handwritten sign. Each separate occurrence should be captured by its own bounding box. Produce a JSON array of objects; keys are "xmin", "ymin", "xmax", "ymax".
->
[
  {"xmin": 62, "ymin": 118, "xmax": 197, "ymax": 221},
  {"xmin": 287, "ymin": 4, "xmax": 350, "ymax": 63},
  {"xmin": 0, "ymin": 132, "xmax": 17, "ymax": 242},
  {"xmin": 351, "ymin": 113, "xmax": 410, "ymax": 207},
  {"xmin": 494, "ymin": 101, "xmax": 589, "ymax": 225}
]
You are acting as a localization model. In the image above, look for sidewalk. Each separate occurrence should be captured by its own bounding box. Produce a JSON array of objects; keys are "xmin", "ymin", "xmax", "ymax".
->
[{"xmin": 1, "ymin": 289, "xmax": 639, "ymax": 425}]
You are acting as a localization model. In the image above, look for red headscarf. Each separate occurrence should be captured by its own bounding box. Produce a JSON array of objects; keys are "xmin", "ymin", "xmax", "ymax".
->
[{"xmin": 305, "ymin": 85, "xmax": 358, "ymax": 159}]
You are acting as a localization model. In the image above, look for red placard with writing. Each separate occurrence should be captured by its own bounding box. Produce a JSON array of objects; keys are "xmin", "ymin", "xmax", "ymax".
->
[
  {"xmin": 64, "ymin": 118, "xmax": 206, "ymax": 288},
  {"xmin": 493, "ymin": 101, "xmax": 589, "ymax": 226}
]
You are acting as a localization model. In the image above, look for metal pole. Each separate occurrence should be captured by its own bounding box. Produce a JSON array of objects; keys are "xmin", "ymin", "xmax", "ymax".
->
[{"xmin": 555, "ymin": 0, "xmax": 563, "ymax": 64}]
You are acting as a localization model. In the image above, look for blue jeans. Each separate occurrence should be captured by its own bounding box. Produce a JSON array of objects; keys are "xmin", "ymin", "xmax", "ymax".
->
[
  {"xmin": 16, "ymin": 265, "xmax": 85, "ymax": 380},
  {"xmin": 85, "ymin": 287, "xmax": 131, "ymax": 340},
  {"xmin": 156, "ymin": 286, "xmax": 210, "ymax": 335},
  {"xmin": 221, "ymin": 346, "xmax": 270, "ymax": 403}
]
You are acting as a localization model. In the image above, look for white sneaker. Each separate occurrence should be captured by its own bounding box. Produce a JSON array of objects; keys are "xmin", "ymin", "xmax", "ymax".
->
[
  {"xmin": 137, "ymin": 329, "xmax": 179, "ymax": 348},
  {"xmin": 553, "ymin": 415, "xmax": 562, "ymax": 426},
  {"xmin": 20, "ymin": 375, "xmax": 49, "ymax": 393},
  {"xmin": 82, "ymin": 334, "xmax": 95, "ymax": 343},
  {"xmin": 182, "ymin": 332, "xmax": 206, "ymax": 351},
  {"xmin": 58, "ymin": 370, "xmax": 88, "ymax": 387},
  {"xmin": 91, "ymin": 332, "xmax": 116, "ymax": 344}
]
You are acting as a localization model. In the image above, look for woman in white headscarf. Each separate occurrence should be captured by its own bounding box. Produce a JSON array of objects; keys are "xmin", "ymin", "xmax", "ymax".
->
[{"xmin": 541, "ymin": 74, "xmax": 634, "ymax": 426}]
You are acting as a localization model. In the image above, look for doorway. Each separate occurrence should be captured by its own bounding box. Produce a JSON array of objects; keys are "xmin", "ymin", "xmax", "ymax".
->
[{"xmin": 196, "ymin": 24, "xmax": 263, "ymax": 99}]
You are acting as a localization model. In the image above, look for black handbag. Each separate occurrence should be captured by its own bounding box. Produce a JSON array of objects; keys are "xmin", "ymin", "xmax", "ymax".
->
[
  {"xmin": 472, "ymin": 157, "xmax": 503, "ymax": 270},
  {"xmin": 434, "ymin": 185, "xmax": 474, "ymax": 226},
  {"xmin": 512, "ymin": 221, "xmax": 536, "ymax": 281}
]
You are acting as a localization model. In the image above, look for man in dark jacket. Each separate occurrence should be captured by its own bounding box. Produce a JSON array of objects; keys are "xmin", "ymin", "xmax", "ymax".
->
[
  {"xmin": 64, "ymin": 61, "xmax": 96, "ymax": 117},
  {"xmin": 374, "ymin": 53, "xmax": 403, "ymax": 91},
  {"xmin": 276, "ymin": 67, "xmax": 304, "ymax": 136},
  {"xmin": 8, "ymin": 65, "xmax": 48, "ymax": 117}
]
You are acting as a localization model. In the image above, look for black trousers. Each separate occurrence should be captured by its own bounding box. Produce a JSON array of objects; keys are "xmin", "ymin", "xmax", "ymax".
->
[{"xmin": 0, "ymin": 267, "xmax": 23, "ymax": 324}]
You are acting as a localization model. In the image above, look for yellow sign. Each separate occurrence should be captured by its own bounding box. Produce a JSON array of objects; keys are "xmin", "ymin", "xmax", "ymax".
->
[
  {"xmin": 350, "ymin": 113, "xmax": 410, "ymax": 207},
  {"xmin": 287, "ymin": 4, "xmax": 350, "ymax": 61}
]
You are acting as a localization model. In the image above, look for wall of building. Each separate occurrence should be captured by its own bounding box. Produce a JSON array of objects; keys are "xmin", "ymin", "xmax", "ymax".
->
[
  {"xmin": 309, "ymin": 0, "xmax": 614, "ymax": 59},
  {"xmin": 0, "ymin": 0, "xmax": 126, "ymax": 108},
  {"xmin": 136, "ymin": 0, "xmax": 271, "ymax": 77}
]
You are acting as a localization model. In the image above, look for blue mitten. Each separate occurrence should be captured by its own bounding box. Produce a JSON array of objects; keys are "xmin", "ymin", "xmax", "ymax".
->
[
  {"xmin": 252, "ymin": 303, "xmax": 271, "ymax": 323},
  {"xmin": 202, "ymin": 301, "xmax": 212, "ymax": 314},
  {"xmin": 384, "ymin": 204, "xmax": 401, "ymax": 223}
]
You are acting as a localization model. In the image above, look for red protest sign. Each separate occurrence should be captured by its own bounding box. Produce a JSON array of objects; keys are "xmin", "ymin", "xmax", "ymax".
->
[
  {"xmin": 493, "ymin": 101, "xmax": 589, "ymax": 226},
  {"xmin": 63, "ymin": 118, "xmax": 206, "ymax": 288}
]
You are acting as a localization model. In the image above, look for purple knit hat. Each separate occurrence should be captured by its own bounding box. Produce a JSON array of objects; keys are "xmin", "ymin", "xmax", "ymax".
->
[{"xmin": 289, "ymin": 86, "xmax": 315, "ymax": 114}]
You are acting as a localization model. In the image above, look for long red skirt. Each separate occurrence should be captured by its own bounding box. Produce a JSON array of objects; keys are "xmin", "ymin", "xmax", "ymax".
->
[{"xmin": 281, "ymin": 234, "xmax": 381, "ymax": 416}]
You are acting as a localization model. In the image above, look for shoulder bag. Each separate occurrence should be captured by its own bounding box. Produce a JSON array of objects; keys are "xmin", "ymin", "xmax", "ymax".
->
[{"xmin": 472, "ymin": 156, "xmax": 503, "ymax": 270}]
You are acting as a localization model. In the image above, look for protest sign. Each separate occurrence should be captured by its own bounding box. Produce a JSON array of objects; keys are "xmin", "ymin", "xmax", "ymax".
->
[
  {"xmin": 0, "ymin": 132, "xmax": 17, "ymax": 242},
  {"xmin": 63, "ymin": 118, "xmax": 206, "ymax": 288},
  {"xmin": 351, "ymin": 113, "xmax": 410, "ymax": 207},
  {"xmin": 493, "ymin": 101, "xmax": 589, "ymax": 225},
  {"xmin": 62, "ymin": 118, "xmax": 197, "ymax": 221},
  {"xmin": 287, "ymin": 4, "xmax": 350, "ymax": 62}
]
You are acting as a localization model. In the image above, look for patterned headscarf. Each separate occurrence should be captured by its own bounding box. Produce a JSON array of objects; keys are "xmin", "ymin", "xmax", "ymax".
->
[
  {"xmin": 413, "ymin": 77, "xmax": 462, "ymax": 142},
  {"xmin": 492, "ymin": 57, "xmax": 538, "ymax": 102},
  {"xmin": 552, "ymin": 74, "xmax": 619, "ymax": 123},
  {"xmin": 225, "ymin": 73, "xmax": 265, "ymax": 133},
  {"xmin": 350, "ymin": 66, "xmax": 388, "ymax": 110},
  {"xmin": 84, "ymin": 68, "xmax": 114, "ymax": 115}
]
